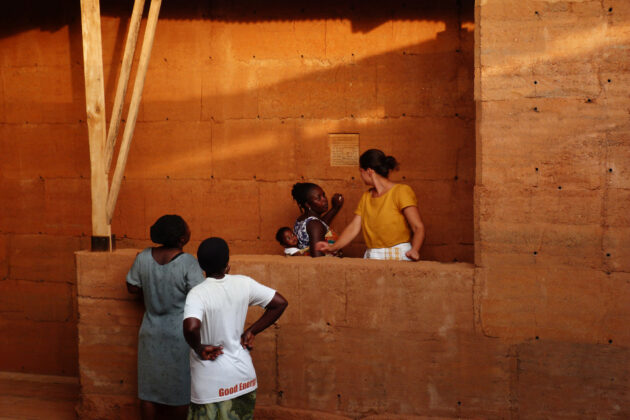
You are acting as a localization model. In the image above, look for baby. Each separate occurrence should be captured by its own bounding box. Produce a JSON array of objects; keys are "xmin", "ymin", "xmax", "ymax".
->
[{"xmin": 275, "ymin": 227, "xmax": 307, "ymax": 256}]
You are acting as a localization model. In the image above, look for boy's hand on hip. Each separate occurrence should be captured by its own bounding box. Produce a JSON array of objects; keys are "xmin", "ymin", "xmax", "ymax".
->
[
  {"xmin": 241, "ymin": 330, "xmax": 255, "ymax": 350},
  {"xmin": 197, "ymin": 345, "xmax": 223, "ymax": 361}
]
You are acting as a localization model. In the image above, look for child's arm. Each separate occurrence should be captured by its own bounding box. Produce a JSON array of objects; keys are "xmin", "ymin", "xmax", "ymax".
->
[{"xmin": 241, "ymin": 292, "xmax": 288, "ymax": 350}]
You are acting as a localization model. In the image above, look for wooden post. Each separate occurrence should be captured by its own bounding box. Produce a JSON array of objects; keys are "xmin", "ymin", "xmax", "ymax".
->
[
  {"xmin": 107, "ymin": 0, "xmax": 162, "ymax": 224},
  {"xmin": 80, "ymin": 0, "xmax": 111, "ymax": 251},
  {"xmin": 81, "ymin": 0, "xmax": 162, "ymax": 245},
  {"xmin": 104, "ymin": 0, "xmax": 146, "ymax": 171}
]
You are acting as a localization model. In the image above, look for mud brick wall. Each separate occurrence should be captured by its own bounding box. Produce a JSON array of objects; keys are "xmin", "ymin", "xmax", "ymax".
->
[
  {"xmin": 77, "ymin": 251, "xmax": 486, "ymax": 419},
  {"xmin": 474, "ymin": 0, "xmax": 630, "ymax": 417},
  {"xmin": 3, "ymin": 0, "xmax": 630, "ymax": 417},
  {"xmin": 76, "ymin": 251, "xmax": 630, "ymax": 419},
  {"xmin": 0, "ymin": 1, "xmax": 473, "ymax": 376}
]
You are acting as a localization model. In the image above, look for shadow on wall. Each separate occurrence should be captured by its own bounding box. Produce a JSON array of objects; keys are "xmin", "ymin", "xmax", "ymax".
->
[
  {"xmin": 116, "ymin": 32, "xmax": 475, "ymax": 258},
  {"xmin": 0, "ymin": 0, "xmax": 475, "ymax": 262},
  {"xmin": 0, "ymin": 0, "xmax": 470, "ymax": 36}
]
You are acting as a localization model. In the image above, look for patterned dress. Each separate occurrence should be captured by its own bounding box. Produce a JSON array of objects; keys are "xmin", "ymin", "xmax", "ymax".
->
[
  {"xmin": 293, "ymin": 216, "xmax": 338, "ymax": 254},
  {"xmin": 294, "ymin": 216, "xmax": 329, "ymax": 249}
]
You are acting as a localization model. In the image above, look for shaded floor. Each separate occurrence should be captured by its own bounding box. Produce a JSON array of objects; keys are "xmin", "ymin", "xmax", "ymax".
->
[{"xmin": 0, "ymin": 372, "xmax": 78, "ymax": 420}]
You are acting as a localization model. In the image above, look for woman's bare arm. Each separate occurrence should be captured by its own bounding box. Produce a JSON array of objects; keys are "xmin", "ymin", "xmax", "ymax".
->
[
  {"xmin": 307, "ymin": 219, "xmax": 327, "ymax": 257},
  {"xmin": 126, "ymin": 283, "xmax": 142, "ymax": 299},
  {"xmin": 316, "ymin": 214, "xmax": 362, "ymax": 253},
  {"xmin": 402, "ymin": 206, "xmax": 425, "ymax": 261}
]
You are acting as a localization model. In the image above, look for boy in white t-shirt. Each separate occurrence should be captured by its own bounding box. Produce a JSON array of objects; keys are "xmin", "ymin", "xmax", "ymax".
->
[{"xmin": 183, "ymin": 237, "xmax": 288, "ymax": 420}]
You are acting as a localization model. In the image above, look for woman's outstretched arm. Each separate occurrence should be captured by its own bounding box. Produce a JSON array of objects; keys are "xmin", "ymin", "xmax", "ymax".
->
[
  {"xmin": 316, "ymin": 214, "xmax": 362, "ymax": 253},
  {"xmin": 402, "ymin": 206, "xmax": 425, "ymax": 261}
]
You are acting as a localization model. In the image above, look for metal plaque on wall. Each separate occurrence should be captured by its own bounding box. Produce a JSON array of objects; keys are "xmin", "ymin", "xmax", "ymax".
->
[{"xmin": 329, "ymin": 133, "xmax": 359, "ymax": 167}]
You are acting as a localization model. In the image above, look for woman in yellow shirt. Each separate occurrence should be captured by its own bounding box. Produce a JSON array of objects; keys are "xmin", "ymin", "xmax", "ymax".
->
[{"xmin": 316, "ymin": 149, "xmax": 425, "ymax": 261}]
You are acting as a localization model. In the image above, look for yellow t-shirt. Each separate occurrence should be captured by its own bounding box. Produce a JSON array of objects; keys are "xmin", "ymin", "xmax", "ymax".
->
[{"xmin": 354, "ymin": 184, "xmax": 418, "ymax": 249}]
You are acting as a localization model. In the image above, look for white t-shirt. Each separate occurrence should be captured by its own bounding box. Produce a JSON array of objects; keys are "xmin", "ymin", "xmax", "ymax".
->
[
  {"xmin": 183, "ymin": 274, "xmax": 276, "ymax": 404},
  {"xmin": 284, "ymin": 247, "xmax": 301, "ymax": 255}
]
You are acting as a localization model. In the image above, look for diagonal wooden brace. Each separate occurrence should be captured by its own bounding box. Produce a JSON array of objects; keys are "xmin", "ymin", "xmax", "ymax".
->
[
  {"xmin": 107, "ymin": 0, "xmax": 163, "ymax": 225},
  {"xmin": 104, "ymin": 0, "xmax": 147, "ymax": 172}
]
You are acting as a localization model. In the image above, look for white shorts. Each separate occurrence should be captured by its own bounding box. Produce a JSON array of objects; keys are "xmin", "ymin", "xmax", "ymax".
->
[{"xmin": 364, "ymin": 242, "xmax": 412, "ymax": 261}]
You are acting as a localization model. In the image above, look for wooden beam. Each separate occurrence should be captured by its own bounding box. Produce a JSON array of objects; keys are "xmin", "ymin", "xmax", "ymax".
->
[
  {"xmin": 107, "ymin": 0, "xmax": 162, "ymax": 224},
  {"xmin": 80, "ymin": 0, "xmax": 111, "ymax": 250},
  {"xmin": 104, "ymin": 0, "xmax": 146, "ymax": 172}
]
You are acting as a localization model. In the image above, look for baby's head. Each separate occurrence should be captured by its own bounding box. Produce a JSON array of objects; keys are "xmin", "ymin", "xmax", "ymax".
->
[
  {"xmin": 275, "ymin": 227, "xmax": 297, "ymax": 248},
  {"xmin": 197, "ymin": 237, "xmax": 230, "ymax": 277}
]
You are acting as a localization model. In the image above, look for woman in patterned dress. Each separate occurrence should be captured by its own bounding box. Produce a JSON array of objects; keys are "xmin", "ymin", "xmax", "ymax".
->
[{"xmin": 291, "ymin": 182, "xmax": 344, "ymax": 257}]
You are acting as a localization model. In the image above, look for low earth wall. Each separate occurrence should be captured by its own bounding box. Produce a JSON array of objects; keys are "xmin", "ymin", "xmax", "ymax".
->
[{"xmin": 76, "ymin": 250, "xmax": 628, "ymax": 419}]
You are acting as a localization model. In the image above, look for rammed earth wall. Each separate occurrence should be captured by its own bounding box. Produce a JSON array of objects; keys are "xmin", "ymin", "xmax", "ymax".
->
[
  {"xmin": 76, "ymin": 250, "xmax": 629, "ymax": 419},
  {"xmin": 3, "ymin": 0, "xmax": 630, "ymax": 417},
  {"xmin": 77, "ymin": 251, "xmax": 484, "ymax": 419}
]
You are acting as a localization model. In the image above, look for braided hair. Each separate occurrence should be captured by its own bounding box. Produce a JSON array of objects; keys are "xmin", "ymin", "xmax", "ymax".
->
[
  {"xmin": 291, "ymin": 182, "xmax": 318, "ymax": 210},
  {"xmin": 359, "ymin": 149, "xmax": 399, "ymax": 178}
]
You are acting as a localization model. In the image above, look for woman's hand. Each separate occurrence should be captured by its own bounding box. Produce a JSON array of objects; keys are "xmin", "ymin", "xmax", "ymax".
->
[
  {"xmin": 315, "ymin": 241, "xmax": 332, "ymax": 253},
  {"xmin": 331, "ymin": 193, "xmax": 344, "ymax": 208},
  {"xmin": 241, "ymin": 330, "xmax": 255, "ymax": 350},
  {"xmin": 405, "ymin": 249, "xmax": 420, "ymax": 261},
  {"xmin": 318, "ymin": 214, "xmax": 362, "ymax": 253},
  {"xmin": 321, "ymin": 193, "xmax": 344, "ymax": 226},
  {"xmin": 196, "ymin": 344, "xmax": 223, "ymax": 361}
]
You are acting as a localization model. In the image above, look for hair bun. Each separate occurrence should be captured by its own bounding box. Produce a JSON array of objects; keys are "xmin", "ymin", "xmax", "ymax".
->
[
  {"xmin": 291, "ymin": 183, "xmax": 303, "ymax": 201},
  {"xmin": 384, "ymin": 155, "xmax": 399, "ymax": 171}
]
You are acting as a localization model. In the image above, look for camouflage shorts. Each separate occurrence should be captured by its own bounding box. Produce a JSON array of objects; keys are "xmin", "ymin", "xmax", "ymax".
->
[{"xmin": 188, "ymin": 391, "xmax": 256, "ymax": 420}]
